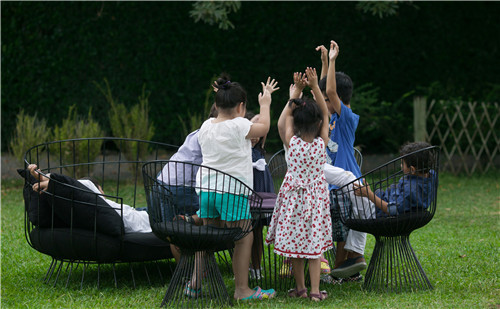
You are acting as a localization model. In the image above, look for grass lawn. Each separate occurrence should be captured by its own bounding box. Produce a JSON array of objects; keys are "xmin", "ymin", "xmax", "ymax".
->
[{"xmin": 1, "ymin": 173, "xmax": 499, "ymax": 308}]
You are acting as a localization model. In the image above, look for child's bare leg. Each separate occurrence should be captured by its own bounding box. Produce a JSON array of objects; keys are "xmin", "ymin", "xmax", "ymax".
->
[
  {"xmin": 308, "ymin": 258, "xmax": 321, "ymax": 295},
  {"xmin": 250, "ymin": 226, "xmax": 263, "ymax": 270},
  {"xmin": 291, "ymin": 258, "xmax": 306, "ymax": 291},
  {"xmin": 334, "ymin": 241, "xmax": 348, "ymax": 268},
  {"xmin": 232, "ymin": 227, "xmax": 255, "ymax": 299},
  {"xmin": 170, "ymin": 244, "xmax": 181, "ymax": 262}
]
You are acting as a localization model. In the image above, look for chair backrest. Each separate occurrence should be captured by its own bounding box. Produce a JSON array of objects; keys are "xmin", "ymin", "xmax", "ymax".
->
[
  {"xmin": 335, "ymin": 146, "xmax": 440, "ymax": 237},
  {"xmin": 268, "ymin": 147, "xmax": 363, "ymax": 192},
  {"xmin": 22, "ymin": 138, "xmax": 178, "ymax": 260},
  {"xmin": 142, "ymin": 160, "xmax": 263, "ymax": 253}
]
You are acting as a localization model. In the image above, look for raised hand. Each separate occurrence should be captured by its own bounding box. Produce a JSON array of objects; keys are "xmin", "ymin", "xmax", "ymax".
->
[
  {"xmin": 261, "ymin": 77, "xmax": 279, "ymax": 94},
  {"xmin": 258, "ymin": 88, "xmax": 271, "ymax": 107},
  {"xmin": 305, "ymin": 67, "xmax": 318, "ymax": 89},
  {"xmin": 289, "ymin": 84, "xmax": 303, "ymax": 99},
  {"xmin": 316, "ymin": 45, "xmax": 328, "ymax": 63},
  {"xmin": 293, "ymin": 72, "xmax": 307, "ymax": 91},
  {"xmin": 329, "ymin": 40, "xmax": 339, "ymax": 61}
]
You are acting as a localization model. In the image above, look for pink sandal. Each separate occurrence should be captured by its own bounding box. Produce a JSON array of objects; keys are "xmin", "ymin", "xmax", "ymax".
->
[
  {"xmin": 288, "ymin": 288, "xmax": 308, "ymax": 298},
  {"xmin": 310, "ymin": 290, "xmax": 328, "ymax": 302}
]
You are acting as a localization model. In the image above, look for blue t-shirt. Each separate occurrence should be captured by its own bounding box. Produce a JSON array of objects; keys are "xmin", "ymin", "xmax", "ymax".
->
[
  {"xmin": 326, "ymin": 102, "xmax": 361, "ymax": 190},
  {"xmin": 375, "ymin": 170, "xmax": 437, "ymax": 217}
]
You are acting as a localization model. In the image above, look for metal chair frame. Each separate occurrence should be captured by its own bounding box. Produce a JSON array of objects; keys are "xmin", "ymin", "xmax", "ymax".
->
[{"xmin": 22, "ymin": 138, "xmax": 178, "ymax": 289}]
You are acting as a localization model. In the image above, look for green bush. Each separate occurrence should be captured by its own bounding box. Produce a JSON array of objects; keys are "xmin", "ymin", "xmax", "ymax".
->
[
  {"xmin": 51, "ymin": 105, "xmax": 104, "ymax": 178},
  {"xmin": 9, "ymin": 110, "xmax": 52, "ymax": 165},
  {"xmin": 95, "ymin": 78, "xmax": 155, "ymax": 161}
]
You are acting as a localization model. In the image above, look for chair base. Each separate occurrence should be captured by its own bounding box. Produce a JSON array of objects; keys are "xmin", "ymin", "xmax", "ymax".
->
[
  {"xmin": 249, "ymin": 225, "xmax": 336, "ymax": 291},
  {"xmin": 364, "ymin": 235, "xmax": 433, "ymax": 292},
  {"xmin": 162, "ymin": 251, "xmax": 232, "ymax": 308},
  {"xmin": 42, "ymin": 258, "xmax": 171, "ymax": 289}
]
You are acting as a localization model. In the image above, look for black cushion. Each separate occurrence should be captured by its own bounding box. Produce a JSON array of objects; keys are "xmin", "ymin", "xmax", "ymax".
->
[
  {"xmin": 121, "ymin": 232, "xmax": 173, "ymax": 262},
  {"xmin": 30, "ymin": 227, "xmax": 121, "ymax": 262},
  {"xmin": 151, "ymin": 221, "xmax": 242, "ymax": 252},
  {"xmin": 46, "ymin": 173, "xmax": 124, "ymax": 237},
  {"xmin": 17, "ymin": 169, "xmax": 66, "ymax": 228}
]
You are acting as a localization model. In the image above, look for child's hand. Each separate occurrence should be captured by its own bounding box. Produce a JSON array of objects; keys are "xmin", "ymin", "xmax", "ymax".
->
[
  {"xmin": 305, "ymin": 67, "xmax": 318, "ymax": 89},
  {"xmin": 329, "ymin": 40, "xmax": 339, "ymax": 61},
  {"xmin": 258, "ymin": 89, "xmax": 271, "ymax": 107},
  {"xmin": 293, "ymin": 72, "xmax": 307, "ymax": 91},
  {"xmin": 289, "ymin": 84, "xmax": 303, "ymax": 99},
  {"xmin": 261, "ymin": 77, "xmax": 279, "ymax": 95},
  {"xmin": 353, "ymin": 180, "xmax": 371, "ymax": 197},
  {"xmin": 316, "ymin": 45, "xmax": 328, "ymax": 63}
]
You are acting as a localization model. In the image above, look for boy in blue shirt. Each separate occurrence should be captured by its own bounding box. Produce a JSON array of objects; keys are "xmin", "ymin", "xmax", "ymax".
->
[
  {"xmin": 353, "ymin": 141, "xmax": 437, "ymax": 217},
  {"xmin": 317, "ymin": 40, "xmax": 366, "ymax": 281}
]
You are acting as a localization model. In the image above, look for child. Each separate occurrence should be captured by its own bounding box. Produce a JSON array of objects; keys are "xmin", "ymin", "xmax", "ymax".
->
[
  {"xmin": 353, "ymin": 141, "xmax": 437, "ymax": 217},
  {"xmin": 27, "ymin": 164, "xmax": 152, "ymax": 234},
  {"xmin": 245, "ymin": 112, "xmax": 275, "ymax": 280},
  {"xmin": 317, "ymin": 40, "xmax": 367, "ymax": 281},
  {"xmin": 267, "ymin": 67, "xmax": 333, "ymax": 301},
  {"xmin": 190, "ymin": 76, "xmax": 278, "ymax": 301}
]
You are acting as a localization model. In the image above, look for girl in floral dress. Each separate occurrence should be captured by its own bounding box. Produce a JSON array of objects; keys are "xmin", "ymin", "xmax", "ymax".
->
[{"xmin": 265, "ymin": 67, "xmax": 333, "ymax": 301}]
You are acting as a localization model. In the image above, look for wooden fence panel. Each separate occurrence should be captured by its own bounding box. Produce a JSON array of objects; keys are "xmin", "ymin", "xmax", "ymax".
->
[{"xmin": 418, "ymin": 98, "xmax": 499, "ymax": 175}]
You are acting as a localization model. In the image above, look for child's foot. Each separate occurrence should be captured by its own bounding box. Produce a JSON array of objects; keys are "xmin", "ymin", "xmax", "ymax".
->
[
  {"xmin": 235, "ymin": 287, "xmax": 275, "ymax": 301},
  {"xmin": 309, "ymin": 290, "xmax": 328, "ymax": 302},
  {"xmin": 320, "ymin": 257, "xmax": 331, "ymax": 274},
  {"xmin": 279, "ymin": 259, "xmax": 292, "ymax": 278},
  {"xmin": 183, "ymin": 282, "xmax": 201, "ymax": 298},
  {"xmin": 287, "ymin": 287, "xmax": 308, "ymax": 298},
  {"xmin": 331, "ymin": 255, "xmax": 367, "ymax": 278}
]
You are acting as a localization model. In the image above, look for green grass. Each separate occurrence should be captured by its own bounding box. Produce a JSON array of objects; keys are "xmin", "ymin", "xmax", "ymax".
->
[{"xmin": 1, "ymin": 173, "xmax": 499, "ymax": 308}]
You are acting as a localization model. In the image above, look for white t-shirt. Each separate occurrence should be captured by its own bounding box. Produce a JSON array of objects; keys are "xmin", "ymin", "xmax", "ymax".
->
[
  {"xmin": 78, "ymin": 179, "xmax": 152, "ymax": 234},
  {"xmin": 197, "ymin": 117, "xmax": 253, "ymax": 191}
]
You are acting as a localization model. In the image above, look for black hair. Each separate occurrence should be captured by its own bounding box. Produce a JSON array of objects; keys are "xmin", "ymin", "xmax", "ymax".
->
[
  {"xmin": 213, "ymin": 75, "xmax": 247, "ymax": 110},
  {"xmin": 318, "ymin": 72, "xmax": 353, "ymax": 105},
  {"xmin": 288, "ymin": 97, "xmax": 323, "ymax": 138},
  {"xmin": 400, "ymin": 141, "xmax": 434, "ymax": 173}
]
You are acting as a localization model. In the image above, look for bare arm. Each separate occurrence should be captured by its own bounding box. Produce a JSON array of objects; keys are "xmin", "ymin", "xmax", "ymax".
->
[
  {"xmin": 278, "ymin": 73, "xmax": 306, "ymax": 147},
  {"xmin": 247, "ymin": 77, "xmax": 278, "ymax": 139},
  {"xmin": 326, "ymin": 40, "xmax": 342, "ymax": 115},
  {"xmin": 354, "ymin": 182, "xmax": 389, "ymax": 214},
  {"xmin": 315, "ymin": 45, "xmax": 328, "ymax": 79},
  {"xmin": 305, "ymin": 67, "xmax": 329, "ymax": 145}
]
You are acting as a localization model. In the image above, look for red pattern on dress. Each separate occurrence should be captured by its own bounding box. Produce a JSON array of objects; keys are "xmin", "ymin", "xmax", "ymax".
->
[{"xmin": 265, "ymin": 136, "xmax": 333, "ymax": 258}]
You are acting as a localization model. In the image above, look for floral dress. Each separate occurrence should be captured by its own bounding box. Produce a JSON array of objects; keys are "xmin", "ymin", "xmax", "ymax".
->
[{"xmin": 265, "ymin": 136, "xmax": 333, "ymax": 259}]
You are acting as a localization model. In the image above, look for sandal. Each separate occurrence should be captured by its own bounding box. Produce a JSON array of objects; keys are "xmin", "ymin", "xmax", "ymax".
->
[
  {"xmin": 287, "ymin": 288, "xmax": 308, "ymax": 298},
  {"xmin": 320, "ymin": 257, "xmax": 331, "ymax": 274},
  {"xmin": 237, "ymin": 287, "xmax": 276, "ymax": 300},
  {"xmin": 310, "ymin": 290, "xmax": 328, "ymax": 302},
  {"xmin": 183, "ymin": 282, "xmax": 201, "ymax": 298}
]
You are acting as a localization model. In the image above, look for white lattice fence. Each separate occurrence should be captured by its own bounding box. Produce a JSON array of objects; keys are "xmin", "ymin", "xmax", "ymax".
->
[{"xmin": 425, "ymin": 100, "xmax": 499, "ymax": 175}]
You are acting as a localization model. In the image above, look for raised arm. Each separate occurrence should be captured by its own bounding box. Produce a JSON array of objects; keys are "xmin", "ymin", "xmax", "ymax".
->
[
  {"xmin": 305, "ymin": 67, "xmax": 329, "ymax": 145},
  {"xmin": 326, "ymin": 40, "xmax": 342, "ymax": 115},
  {"xmin": 278, "ymin": 73, "xmax": 306, "ymax": 146},
  {"xmin": 247, "ymin": 77, "xmax": 278, "ymax": 139},
  {"xmin": 315, "ymin": 45, "xmax": 328, "ymax": 79}
]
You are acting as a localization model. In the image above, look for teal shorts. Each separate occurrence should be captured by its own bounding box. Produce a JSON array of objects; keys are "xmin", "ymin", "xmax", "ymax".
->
[{"xmin": 197, "ymin": 191, "xmax": 250, "ymax": 221}]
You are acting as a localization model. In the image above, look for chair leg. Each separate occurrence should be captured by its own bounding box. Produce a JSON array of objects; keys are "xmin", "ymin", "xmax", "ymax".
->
[
  {"xmin": 162, "ymin": 251, "xmax": 232, "ymax": 308},
  {"xmin": 364, "ymin": 235, "xmax": 433, "ymax": 292}
]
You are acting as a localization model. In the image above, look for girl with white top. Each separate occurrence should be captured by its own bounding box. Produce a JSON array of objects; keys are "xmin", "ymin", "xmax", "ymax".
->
[{"xmin": 191, "ymin": 76, "xmax": 279, "ymax": 301}]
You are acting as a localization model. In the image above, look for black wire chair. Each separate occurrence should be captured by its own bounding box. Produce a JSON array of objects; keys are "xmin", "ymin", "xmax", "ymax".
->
[
  {"xmin": 21, "ymin": 138, "xmax": 178, "ymax": 289},
  {"xmin": 142, "ymin": 160, "xmax": 263, "ymax": 308},
  {"xmin": 334, "ymin": 146, "xmax": 440, "ymax": 292}
]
